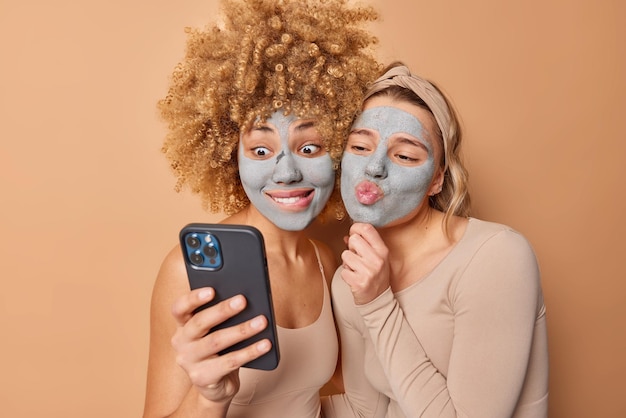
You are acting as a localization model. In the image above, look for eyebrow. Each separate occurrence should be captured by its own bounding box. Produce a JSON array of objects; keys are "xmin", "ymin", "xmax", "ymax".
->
[
  {"xmin": 252, "ymin": 124, "xmax": 274, "ymax": 132},
  {"xmin": 294, "ymin": 120, "xmax": 316, "ymax": 131},
  {"xmin": 350, "ymin": 128, "xmax": 376, "ymax": 138},
  {"xmin": 397, "ymin": 136, "xmax": 429, "ymax": 151}
]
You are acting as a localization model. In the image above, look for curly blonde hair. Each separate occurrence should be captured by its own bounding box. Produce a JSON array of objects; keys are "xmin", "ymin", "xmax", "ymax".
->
[{"xmin": 159, "ymin": 0, "xmax": 381, "ymax": 219}]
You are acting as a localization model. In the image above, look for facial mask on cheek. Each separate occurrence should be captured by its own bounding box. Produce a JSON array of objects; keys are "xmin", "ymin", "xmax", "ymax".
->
[
  {"xmin": 238, "ymin": 112, "xmax": 335, "ymax": 231},
  {"xmin": 340, "ymin": 106, "xmax": 436, "ymax": 227}
]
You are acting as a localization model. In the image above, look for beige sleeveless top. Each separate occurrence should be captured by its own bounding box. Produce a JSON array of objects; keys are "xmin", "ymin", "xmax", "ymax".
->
[{"xmin": 228, "ymin": 241, "xmax": 338, "ymax": 418}]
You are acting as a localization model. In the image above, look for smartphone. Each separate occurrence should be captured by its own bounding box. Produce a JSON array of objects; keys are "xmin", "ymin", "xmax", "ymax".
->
[{"xmin": 179, "ymin": 223, "xmax": 280, "ymax": 370}]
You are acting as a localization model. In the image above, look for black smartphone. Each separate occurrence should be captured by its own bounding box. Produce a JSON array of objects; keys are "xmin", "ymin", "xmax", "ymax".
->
[{"xmin": 179, "ymin": 223, "xmax": 280, "ymax": 370}]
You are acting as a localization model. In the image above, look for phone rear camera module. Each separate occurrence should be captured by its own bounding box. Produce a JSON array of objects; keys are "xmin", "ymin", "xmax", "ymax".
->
[
  {"xmin": 186, "ymin": 235, "xmax": 201, "ymax": 249},
  {"xmin": 183, "ymin": 230, "xmax": 223, "ymax": 270},
  {"xmin": 190, "ymin": 251, "xmax": 204, "ymax": 266},
  {"xmin": 203, "ymin": 245, "xmax": 218, "ymax": 258}
]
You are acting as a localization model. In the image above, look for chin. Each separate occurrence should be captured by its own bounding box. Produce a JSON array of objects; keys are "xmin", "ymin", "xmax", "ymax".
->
[
  {"xmin": 347, "ymin": 210, "xmax": 378, "ymax": 226},
  {"xmin": 272, "ymin": 215, "xmax": 315, "ymax": 232}
]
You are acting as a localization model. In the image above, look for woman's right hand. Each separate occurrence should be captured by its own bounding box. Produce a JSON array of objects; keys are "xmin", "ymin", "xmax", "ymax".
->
[
  {"xmin": 341, "ymin": 222, "xmax": 391, "ymax": 305},
  {"xmin": 170, "ymin": 287, "xmax": 272, "ymax": 406}
]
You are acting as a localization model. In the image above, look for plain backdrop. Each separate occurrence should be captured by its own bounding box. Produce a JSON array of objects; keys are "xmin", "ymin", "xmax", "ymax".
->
[{"xmin": 1, "ymin": 0, "xmax": 624, "ymax": 416}]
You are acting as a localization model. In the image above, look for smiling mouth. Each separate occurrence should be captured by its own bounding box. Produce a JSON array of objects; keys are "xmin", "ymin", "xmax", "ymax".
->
[{"xmin": 266, "ymin": 189, "xmax": 315, "ymax": 209}]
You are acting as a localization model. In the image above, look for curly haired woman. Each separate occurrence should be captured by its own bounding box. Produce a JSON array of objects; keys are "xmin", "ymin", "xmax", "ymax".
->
[{"xmin": 142, "ymin": 1, "xmax": 380, "ymax": 417}]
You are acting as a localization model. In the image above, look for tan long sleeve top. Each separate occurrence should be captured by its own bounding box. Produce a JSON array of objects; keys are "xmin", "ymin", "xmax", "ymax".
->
[{"xmin": 322, "ymin": 218, "xmax": 549, "ymax": 418}]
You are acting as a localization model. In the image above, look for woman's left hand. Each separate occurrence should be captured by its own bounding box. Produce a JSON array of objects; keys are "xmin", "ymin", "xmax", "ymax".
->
[{"xmin": 341, "ymin": 222, "xmax": 391, "ymax": 305}]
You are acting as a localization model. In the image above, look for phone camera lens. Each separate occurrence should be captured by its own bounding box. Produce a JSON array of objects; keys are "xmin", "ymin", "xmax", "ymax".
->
[
  {"xmin": 203, "ymin": 245, "xmax": 217, "ymax": 258},
  {"xmin": 190, "ymin": 251, "xmax": 204, "ymax": 266},
  {"xmin": 186, "ymin": 235, "xmax": 201, "ymax": 249}
]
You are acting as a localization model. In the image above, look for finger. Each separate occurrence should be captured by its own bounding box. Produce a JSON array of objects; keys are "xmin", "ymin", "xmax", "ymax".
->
[
  {"xmin": 340, "ymin": 260, "xmax": 357, "ymax": 283},
  {"xmin": 341, "ymin": 249, "xmax": 368, "ymax": 287},
  {"xmin": 349, "ymin": 222, "xmax": 387, "ymax": 253},
  {"xmin": 215, "ymin": 338, "xmax": 272, "ymax": 374},
  {"xmin": 190, "ymin": 339, "xmax": 272, "ymax": 388},
  {"xmin": 345, "ymin": 232, "xmax": 367, "ymax": 254},
  {"xmin": 341, "ymin": 244, "xmax": 384, "ymax": 287},
  {"xmin": 176, "ymin": 313, "xmax": 269, "ymax": 366},
  {"xmin": 171, "ymin": 287, "xmax": 216, "ymax": 327},
  {"xmin": 341, "ymin": 248, "xmax": 359, "ymax": 272},
  {"xmin": 183, "ymin": 294, "xmax": 248, "ymax": 340},
  {"xmin": 197, "ymin": 314, "xmax": 269, "ymax": 358},
  {"xmin": 345, "ymin": 232, "xmax": 378, "ymax": 264},
  {"xmin": 347, "ymin": 226, "xmax": 388, "ymax": 263}
]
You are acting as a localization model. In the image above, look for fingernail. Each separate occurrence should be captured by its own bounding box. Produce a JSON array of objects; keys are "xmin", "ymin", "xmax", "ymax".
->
[
  {"xmin": 257, "ymin": 340, "xmax": 271, "ymax": 353},
  {"xmin": 198, "ymin": 288, "xmax": 213, "ymax": 300},
  {"xmin": 250, "ymin": 316, "xmax": 265, "ymax": 329},
  {"xmin": 229, "ymin": 295, "xmax": 244, "ymax": 309}
]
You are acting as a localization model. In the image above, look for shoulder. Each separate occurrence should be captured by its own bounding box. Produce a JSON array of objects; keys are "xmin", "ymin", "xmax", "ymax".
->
[
  {"xmin": 464, "ymin": 218, "xmax": 537, "ymax": 261},
  {"xmin": 453, "ymin": 218, "xmax": 542, "ymax": 298},
  {"xmin": 158, "ymin": 244, "xmax": 187, "ymax": 281},
  {"xmin": 151, "ymin": 244, "xmax": 189, "ymax": 308},
  {"xmin": 447, "ymin": 219, "xmax": 546, "ymax": 321}
]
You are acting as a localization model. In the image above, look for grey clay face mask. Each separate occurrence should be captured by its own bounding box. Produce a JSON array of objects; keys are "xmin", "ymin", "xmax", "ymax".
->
[
  {"xmin": 238, "ymin": 111, "xmax": 334, "ymax": 231},
  {"xmin": 341, "ymin": 106, "xmax": 436, "ymax": 227}
]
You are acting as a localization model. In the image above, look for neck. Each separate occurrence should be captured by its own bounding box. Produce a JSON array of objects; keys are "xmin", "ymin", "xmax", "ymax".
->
[
  {"xmin": 378, "ymin": 206, "xmax": 444, "ymax": 260},
  {"xmin": 225, "ymin": 205, "xmax": 309, "ymax": 259}
]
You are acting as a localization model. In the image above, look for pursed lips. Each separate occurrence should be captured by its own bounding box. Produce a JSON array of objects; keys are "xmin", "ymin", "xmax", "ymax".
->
[{"xmin": 355, "ymin": 180, "xmax": 384, "ymax": 205}]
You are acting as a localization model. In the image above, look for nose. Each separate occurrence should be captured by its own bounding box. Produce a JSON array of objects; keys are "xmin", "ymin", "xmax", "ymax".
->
[
  {"xmin": 364, "ymin": 148, "xmax": 388, "ymax": 179},
  {"xmin": 272, "ymin": 151, "xmax": 303, "ymax": 184}
]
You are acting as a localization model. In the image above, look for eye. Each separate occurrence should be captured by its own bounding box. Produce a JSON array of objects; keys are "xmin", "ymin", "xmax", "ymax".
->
[
  {"xmin": 253, "ymin": 146, "xmax": 271, "ymax": 157},
  {"xmin": 388, "ymin": 136, "xmax": 430, "ymax": 166},
  {"xmin": 351, "ymin": 144, "xmax": 369, "ymax": 152},
  {"xmin": 347, "ymin": 141, "xmax": 373, "ymax": 155},
  {"xmin": 388, "ymin": 147, "xmax": 428, "ymax": 166},
  {"xmin": 396, "ymin": 154, "xmax": 418, "ymax": 162},
  {"xmin": 346, "ymin": 130, "xmax": 375, "ymax": 155},
  {"xmin": 300, "ymin": 143, "xmax": 322, "ymax": 155}
]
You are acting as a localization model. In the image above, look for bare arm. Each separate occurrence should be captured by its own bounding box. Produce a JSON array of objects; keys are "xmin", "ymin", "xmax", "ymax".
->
[{"xmin": 142, "ymin": 246, "xmax": 271, "ymax": 418}]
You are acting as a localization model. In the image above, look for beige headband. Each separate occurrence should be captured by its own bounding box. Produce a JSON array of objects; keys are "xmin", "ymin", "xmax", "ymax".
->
[{"xmin": 364, "ymin": 65, "xmax": 450, "ymax": 169}]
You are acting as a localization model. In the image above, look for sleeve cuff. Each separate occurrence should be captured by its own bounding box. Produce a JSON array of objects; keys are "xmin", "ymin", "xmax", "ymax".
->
[{"xmin": 355, "ymin": 286, "xmax": 394, "ymax": 317}]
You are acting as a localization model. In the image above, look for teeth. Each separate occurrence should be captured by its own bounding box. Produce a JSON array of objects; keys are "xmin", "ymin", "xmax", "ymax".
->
[{"xmin": 273, "ymin": 196, "xmax": 302, "ymax": 204}]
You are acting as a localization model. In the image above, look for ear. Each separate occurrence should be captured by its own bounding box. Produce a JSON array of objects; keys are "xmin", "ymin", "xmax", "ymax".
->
[{"xmin": 428, "ymin": 168, "xmax": 445, "ymax": 196}]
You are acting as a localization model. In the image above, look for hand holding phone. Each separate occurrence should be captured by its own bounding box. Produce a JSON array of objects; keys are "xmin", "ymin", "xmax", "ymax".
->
[
  {"xmin": 169, "ymin": 286, "xmax": 272, "ymax": 403},
  {"xmin": 179, "ymin": 223, "xmax": 280, "ymax": 370}
]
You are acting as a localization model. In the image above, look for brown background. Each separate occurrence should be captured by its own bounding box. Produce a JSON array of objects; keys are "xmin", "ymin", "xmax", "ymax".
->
[{"xmin": 1, "ymin": 0, "xmax": 624, "ymax": 416}]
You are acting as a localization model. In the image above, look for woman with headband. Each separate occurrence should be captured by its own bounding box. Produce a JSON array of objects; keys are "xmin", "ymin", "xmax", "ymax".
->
[
  {"xmin": 142, "ymin": 1, "xmax": 380, "ymax": 417},
  {"xmin": 322, "ymin": 62, "xmax": 549, "ymax": 417}
]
